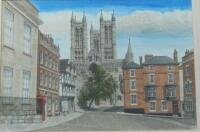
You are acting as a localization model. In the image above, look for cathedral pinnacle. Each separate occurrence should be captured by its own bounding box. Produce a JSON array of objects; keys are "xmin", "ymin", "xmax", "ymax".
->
[
  {"xmin": 100, "ymin": 9, "xmax": 103, "ymax": 21},
  {"xmin": 112, "ymin": 9, "xmax": 116, "ymax": 21},
  {"xmin": 82, "ymin": 11, "xmax": 86, "ymax": 22},
  {"xmin": 125, "ymin": 38, "xmax": 133, "ymax": 62},
  {"xmin": 71, "ymin": 11, "xmax": 74, "ymax": 22}
]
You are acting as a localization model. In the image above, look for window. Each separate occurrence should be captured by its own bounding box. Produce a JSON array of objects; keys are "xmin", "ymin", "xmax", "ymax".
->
[
  {"xmin": 47, "ymin": 98, "xmax": 52, "ymax": 111},
  {"xmin": 168, "ymin": 65, "xmax": 173, "ymax": 71},
  {"xmin": 49, "ymin": 76, "xmax": 52, "ymax": 88},
  {"xmin": 55, "ymin": 99, "xmax": 58, "ymax": 111},
  {"xmin": 184, "ymin": 101, "xmax": 193, "ymax": 112},
  {"xmin": 45, "ymin": 74, "xmax": 48, "ymax": 87},
  {"xmin": 149, "ymin": 65, "xmax": 154, "ymax": 71},
  {"xmin": 4, "ymin": 8, "xmax": 14, "ymax": 47},
  {"xmin": 149, "ymin": 73, "xmax": 155, "ymax": 84},
  {"xmin": 130, "ymin": 80, "xmax": 136, "ymax": 91},
  {"xmin": 149, "ymin": 101, "xmax": 156, "ymax": 112},
  {"xmin": 3, "ymin": 67, "xmax": 13, "ymax": 97},
  {"xmin": 166, "ymin": 87, "xmax": 176, "ymax": 97},
  {"xmin": 22, "ymin": 71, "xmax": 31, "ymax": 103},
  {"xmin": 184, "ymin": 80, "xmax": 192, "ymax": 94},
  {"xmin": 130, "ymin": 69, "xmax": 135, "ymax": 77},
  {"xmin": 24, "ymin": 23, "xmax": 31, "ymax": 54},
  {"xmin": 40, "ymin": 73, "xmax": 44, "ymax": 86},
  {"xmin": 131, "ymin": 94, "xmax": 137, "ymax": 105},
  {"xmin": 22, "ymin": 71, "xmax": 31, "ymax": 98},
  {"xmin": 168, "ymin": 73, "xmax": 174, "ymax": 84},
  {"xmin": 161, "ymin": 100, "xmax": 168, "ymax": 111},
  {"xmin": 40, "ymin": 51, "xmax": 43, "ymax": 64},
  {"xmin": 148, "ymin": 87, "xmax": 156, "ymax": 97}
]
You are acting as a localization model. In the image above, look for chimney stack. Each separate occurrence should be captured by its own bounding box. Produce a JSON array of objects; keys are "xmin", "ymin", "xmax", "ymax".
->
[{"xmin": 139, "ymin": 56, "xmax": 142, "ymax": 66}]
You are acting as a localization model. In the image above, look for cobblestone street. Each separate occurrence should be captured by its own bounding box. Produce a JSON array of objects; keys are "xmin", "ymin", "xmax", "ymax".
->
[{"xmin": 32, "ymin": 107, "xmax": 196, "ymax": 131}]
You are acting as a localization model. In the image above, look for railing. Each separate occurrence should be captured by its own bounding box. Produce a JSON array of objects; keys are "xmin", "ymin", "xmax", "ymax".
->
[{"xmin": 0, "ymin": 96, "xmax": 42, "ymax": 116}]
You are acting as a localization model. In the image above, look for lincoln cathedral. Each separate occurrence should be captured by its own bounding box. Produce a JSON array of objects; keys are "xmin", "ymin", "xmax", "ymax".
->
[{"xmin": 70, "ymin": 10, "xmax": 123, "ymax": 105}]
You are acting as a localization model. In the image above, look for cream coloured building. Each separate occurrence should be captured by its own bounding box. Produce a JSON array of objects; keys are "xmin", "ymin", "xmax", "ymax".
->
[{"xmin": 0, "ymin": 0, "xmax": 42, "ymax": 115}]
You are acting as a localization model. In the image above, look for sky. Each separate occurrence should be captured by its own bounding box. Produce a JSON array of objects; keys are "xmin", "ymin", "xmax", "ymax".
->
[{"xmin": 31, "ymin": 0, "xmax": 193, "ymax": 63}]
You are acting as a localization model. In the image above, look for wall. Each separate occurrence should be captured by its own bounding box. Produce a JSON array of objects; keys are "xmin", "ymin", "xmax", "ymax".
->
[{"xmin": 0, "ymin": 1, "xmax": 39, "ymax": 98}]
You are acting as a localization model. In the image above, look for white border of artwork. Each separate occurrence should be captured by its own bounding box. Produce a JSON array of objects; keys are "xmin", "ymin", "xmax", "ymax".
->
[{"xmin": 192, "ymin": 0, "xmax": 200, "ymax": 131}]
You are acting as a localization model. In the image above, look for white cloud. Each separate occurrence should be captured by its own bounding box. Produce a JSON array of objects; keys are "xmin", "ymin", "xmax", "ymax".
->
[
  {"xmin": 38, "ymin": 9, "xmax": 192, "ymax": 58},
  {"xmin": 117, "ymin": 10, "xmax": 192, "ymax": 37}
]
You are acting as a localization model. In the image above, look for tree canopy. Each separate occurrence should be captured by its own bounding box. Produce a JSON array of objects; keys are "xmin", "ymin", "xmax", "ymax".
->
[{"xmin": 78, "ymin": 63, "xmax": 118, "ymax": 109}]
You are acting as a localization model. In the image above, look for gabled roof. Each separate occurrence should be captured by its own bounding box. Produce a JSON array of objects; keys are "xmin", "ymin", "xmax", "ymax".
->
[{"xmin": 143, "ymin": 56, "xmax": 178, "ymax": 65}]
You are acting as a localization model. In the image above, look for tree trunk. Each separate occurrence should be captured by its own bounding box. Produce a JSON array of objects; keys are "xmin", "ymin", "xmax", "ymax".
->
[{"xmin": 88, "ymin": 98, "xmax": 95, "ymax": 110}]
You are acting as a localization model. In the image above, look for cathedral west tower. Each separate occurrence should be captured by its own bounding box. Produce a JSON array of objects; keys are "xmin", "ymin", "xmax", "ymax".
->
[{"xmin": 70, "ymin": 12, "xmax": 88, "ymax": 61}]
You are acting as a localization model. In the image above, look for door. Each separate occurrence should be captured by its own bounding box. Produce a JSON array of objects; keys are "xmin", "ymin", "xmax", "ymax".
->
[{"xmin": 172, "ymin": 101, "xmax": 178, "ymax": 114}]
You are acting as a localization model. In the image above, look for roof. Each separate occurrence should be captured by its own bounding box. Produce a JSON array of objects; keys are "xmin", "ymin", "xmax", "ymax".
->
[
  {"xmin": 143, "ymin": 56, "xmax": 178, "ymax": 65},
  {"xmin": 60, "ymin": 59, "xmax": 69, "ymax": 72},
  {"xmin": 60, "ymin": 59, "xmax": 76, "ymax": 72},
  {"xmin": 122, "ymin": 60, "xmax": 140, "ymax": 69}
]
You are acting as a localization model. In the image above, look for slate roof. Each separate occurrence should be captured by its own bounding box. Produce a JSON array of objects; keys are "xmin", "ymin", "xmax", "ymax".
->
[
  {"xmin": 143, "ymin": 56, "xmax": 178, "ymax": 65},
  {"xmin": 122, "ymin": 60, "xmax": 140, "ymax": 69}
]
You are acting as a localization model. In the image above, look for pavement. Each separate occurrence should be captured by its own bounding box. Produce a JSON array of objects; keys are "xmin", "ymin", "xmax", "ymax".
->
[
  {"xmin": 31, "ymin": 106, "xmax": 197, "ymax": 131},
  {"xmin": 0, "ymin": 112, "xmax": 83, "ymax": 132}
]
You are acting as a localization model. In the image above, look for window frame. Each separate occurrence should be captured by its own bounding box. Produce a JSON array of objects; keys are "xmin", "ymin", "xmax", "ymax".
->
[
  {"xmin": 3, "ymin": 8, "xmax": 14, "ymax": 48},
  {"xmin": 166, "ymin": 86, "xmax": 176, "ymax": 97},
  {"xmin": 3, "ymin": 67, "xmax": 13, "ymax": 97},
  {"xmin": 130, "ymin": 79, "xmax": 136, "ymax": 91},
  {"xmin": 22, "ymin": 70, "xmax": 31, "ymax": 104},
  {"xmin": 168, "ymin": 65, "xmax": 173, "ymax": 71},
  {"xmin": 148, "ymin": 87, "xmax": 156, "ymax": 97},
  {"xmin": 149, "ymin": 101, "xmax": 156, "ymax": 112},
  {"xmin": 130, "ymin": 94, "xmax": 137, "ymax": 105},
  {"xmin": 161, "ymin": 100, "xmax": 168, "ymax": 111},
  {"xmin": 148, "ymin": 73, "xmax": 155, "ymax": 85},
  {"xmin": 23, "ymin": 22, "xmax": 32, "ymax": 55},
  {"xmin": 168, "ymin": 73, "xmax": 174, "ymax": 84},
  {"xmin": 129, "ymin": 69, "xmax": 136, "ymax": 77}
]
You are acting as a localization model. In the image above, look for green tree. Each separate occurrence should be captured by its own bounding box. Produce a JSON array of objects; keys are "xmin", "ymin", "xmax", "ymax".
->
[{"xmin": 78, "ymin": 63, "xmax": 117, "ymax": 109}]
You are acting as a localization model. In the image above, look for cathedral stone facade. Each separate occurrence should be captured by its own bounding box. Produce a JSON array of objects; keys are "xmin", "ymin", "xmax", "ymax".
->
[{"xmin": 70, "ymin": 11, "xmax": 123, "ymax": 105}]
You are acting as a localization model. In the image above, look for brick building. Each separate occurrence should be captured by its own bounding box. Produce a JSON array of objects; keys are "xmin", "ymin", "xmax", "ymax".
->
[
  {"xmin": 182, "ymin": 49, "xmax": 196, "ymax": 118},
  {"xmin": 123, "ymin": 40, "xmax": 180, "ymax": 115},
  {"xmin": 37, "ymin": 31, "xmax": 60, "ymax": 116},
  {"xmin": 122, "ymin": 39, "xmax": 145, "ymax": 113}
]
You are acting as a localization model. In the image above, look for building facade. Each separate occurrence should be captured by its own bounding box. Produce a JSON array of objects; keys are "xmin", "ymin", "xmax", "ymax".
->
[
  {"xmin": 59, "ymin": 59, "xmax": 76, "ymax": 113},
  {"xmin": 38, "ymin": 31, "xmax": 60, "ymax": 116},
  {"xmin": 123, "ymin": 41, "xmax": 181, "ymax": 115},
  {"xmin": 0, "ymin": 0, "xmax": 42, "ymax": 116},
  {"xmin": 182, "ymin": 49, "xmax": 196, "ymax": 118}
]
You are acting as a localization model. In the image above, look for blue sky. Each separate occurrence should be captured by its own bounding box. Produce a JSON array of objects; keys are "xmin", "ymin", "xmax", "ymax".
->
[{"xmin": 31, "ymin": 0, "xmax": 193, "ymax": 62}]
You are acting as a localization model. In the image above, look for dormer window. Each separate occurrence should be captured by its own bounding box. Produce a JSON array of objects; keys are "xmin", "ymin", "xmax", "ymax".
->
[{"xmin": 130, "ymin": 69, "xmax": 135, "ymax": 77}]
